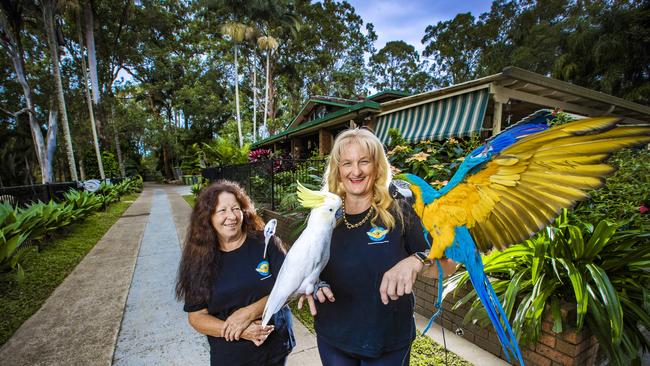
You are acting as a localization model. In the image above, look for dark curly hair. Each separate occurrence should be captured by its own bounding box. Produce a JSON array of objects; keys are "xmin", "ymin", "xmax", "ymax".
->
[{"xmin": 175, "ymin": 180, "xmax": 265, "ymax": 307}]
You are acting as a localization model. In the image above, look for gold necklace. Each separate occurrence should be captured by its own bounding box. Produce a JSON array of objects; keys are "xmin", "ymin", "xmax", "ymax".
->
[{"xmin": 341, "ymin": 200, "xmax": 373, "ymax": 229}]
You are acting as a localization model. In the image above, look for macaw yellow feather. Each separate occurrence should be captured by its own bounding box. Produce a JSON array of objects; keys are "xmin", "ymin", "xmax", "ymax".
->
[{"xmin": 417, "ymin": 117, "xmax": 650, "ymax": 259}]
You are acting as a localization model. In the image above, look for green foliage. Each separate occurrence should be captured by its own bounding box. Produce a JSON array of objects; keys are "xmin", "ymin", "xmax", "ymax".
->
[
  {"xmin": 445, "ymin": 211, "xmax": 650, "ymax": 365},
  {"xmin": 0, "ymin": 194, "xmax": 137, "ymax": 346},
  {"xmin": 386, "ymin": 129, "xmax": 481, "ymax": 184},
  {"xmin": 0, "ymin": 178, "xmax": 142, "ymax": 280},
  {"xmin": 421, "ymin": 1, "xmax": 650, "ymax": 103},
  {"xmin": 191, "ymin": 177, "xmax": 210, "ymax": 197},
  {"xmin": 63, "ymin": 190, "xmax": 103, "ymax": 217},
  {"xmin": 288, "ymin": 298, "xmax": 314, "ymax": 333},
  {"xmin": 409, "ymin": 332, "xmax": 472, "ymax": 366},
  {"xmin": 275, "ymin": 158, "xmax": 325, "ymax": 216},
  {"xmin": 572, "ymin": 148, "xmax": 650, "ymax": 232},
  {"xmin": 369, "ymin": 40, "xmax": 432, "ymax": 93},
  {"xmin": 199, "ymin": 138, "xmax": 250, "ymax": 167}
]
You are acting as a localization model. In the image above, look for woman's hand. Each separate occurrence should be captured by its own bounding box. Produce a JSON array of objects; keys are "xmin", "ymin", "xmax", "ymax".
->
[
  {"xmin": 379, "ymin": 256, "xmax": 422, "ymax": 304},
  {"xmin": 297, "ymin": 286, "xmax": 336, "ymax": 316},
  {"xmin": 421, "ymin": 258, "xmax": 458, "ymax": 279},
  {"xmin": 223, "ymin": 307, "xmax": 255, "ymax": 341},
  {"xmin": 241, "ymin": 321, "xmax": 274, "ymax": 347}
]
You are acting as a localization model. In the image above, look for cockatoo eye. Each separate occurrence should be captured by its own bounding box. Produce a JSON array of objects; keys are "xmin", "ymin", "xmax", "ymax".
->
[{"xmin": 329, "ymin": 208, "xmax": 333, "ymax": 212}]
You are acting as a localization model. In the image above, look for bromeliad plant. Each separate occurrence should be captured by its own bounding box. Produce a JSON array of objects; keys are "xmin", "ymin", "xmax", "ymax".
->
[{"xmin": 444, "ymin": 210, "xmax": 650, "ymax": 365}]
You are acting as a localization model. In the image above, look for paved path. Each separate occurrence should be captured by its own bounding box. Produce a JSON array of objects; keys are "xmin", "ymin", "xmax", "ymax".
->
[
  {"xmin": 0, "ymin": 183, "xmax": 505, "ymax": 366},
  {"xmin": 0, "ymin": 188, "xmax": 153, "ymax": 365},
  {"xmin": 113, "ymin": 188, "xmax": 208, "ymax": 364}
]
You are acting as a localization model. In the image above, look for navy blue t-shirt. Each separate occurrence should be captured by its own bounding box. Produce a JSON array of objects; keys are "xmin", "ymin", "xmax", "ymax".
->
[
  {"xmin": 184, "ymin": 235, "xmax": 295, "ymax": 366},
  {"xmin": 314, "ymin": 203, "xmax": 427, "ymax": 358}
]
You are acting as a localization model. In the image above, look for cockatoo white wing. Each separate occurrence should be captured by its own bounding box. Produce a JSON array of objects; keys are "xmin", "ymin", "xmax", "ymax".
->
[
  {"xmin": 261, "ymin": 231, "xmax": 314, "ymax": 326},
  {"xmin": 261, "ymin": 182, "xmax": 341, "ymax": 327}
]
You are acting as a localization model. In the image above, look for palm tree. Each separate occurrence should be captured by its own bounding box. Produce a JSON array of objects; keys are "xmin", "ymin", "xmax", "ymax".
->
[
  {"xmin": 42, "ymin": 0, "xmax": 78, "ymax": 180},
  {"xmin": 257, "ymin": 35, "xmax": 278, "ymax": 137},
  {"xmin": 245, "ymin": 26, "xmax": 259, "ymax": 141},
  {"xmin": 221, "ymin": 21, "xmax": 247, "ymax": 148}
]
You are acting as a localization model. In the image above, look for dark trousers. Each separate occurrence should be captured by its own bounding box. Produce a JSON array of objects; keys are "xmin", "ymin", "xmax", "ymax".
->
[{"xmin": 317, "ymin": 336, "xmax": 411, "ymax": 366}]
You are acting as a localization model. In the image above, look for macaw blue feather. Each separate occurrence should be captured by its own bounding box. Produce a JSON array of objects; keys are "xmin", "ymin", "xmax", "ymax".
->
[
  {"xmin": 482, "ymin": 109, "xmax": 554, "ymax": 155},
  {"xmin": 402, "ymin": 173, "xmax": 439, "ymax": 205},
  {"xmin": 444, "ymin": 226, "xmax": 525, "ymax": 365}
]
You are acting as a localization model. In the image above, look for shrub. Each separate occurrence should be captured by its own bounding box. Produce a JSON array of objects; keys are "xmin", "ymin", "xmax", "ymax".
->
[
  {"xmin": 445, "ymin": 211, "xmax": 650, "ymax": 365},
  {"xmin": 572, "ymin": 148, "xmax": 650, "ymax": 231}
]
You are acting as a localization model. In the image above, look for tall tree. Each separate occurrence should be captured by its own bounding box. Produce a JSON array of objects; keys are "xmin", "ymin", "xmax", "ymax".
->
[
  {"xmin": 77, "ymin": 15, "xmax": 105, "ymax": 179},
  {"xmin": 258, "ymin": 34, "xmax": 278, "ymax": 135},
  {"xmin": 370, "ymin": 40, "xmax": 431, "ymax": 93},
  {"xmin": 0, "ymin": 1, "xmax": 58, "ymax": 183},
  {"xmin": 221, "ymin": 21, "xmax": 246, "ymax": 147},
  {"xmin": 41, "ymin": 0, "xmax": 78, "ymax": 180}
]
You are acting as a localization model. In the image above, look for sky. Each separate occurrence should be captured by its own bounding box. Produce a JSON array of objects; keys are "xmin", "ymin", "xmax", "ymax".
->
[{"xmin": 345, "ymin": 0, "xmax": 493, "ymax": 54}]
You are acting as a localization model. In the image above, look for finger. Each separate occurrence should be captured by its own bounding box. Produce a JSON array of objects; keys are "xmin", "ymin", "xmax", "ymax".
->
[
  {"xmin": 316, "ymin": 289, "xmax": 326, "ymax": 303},
  {"xmin": 397, "ymin": 280, "xmax": 405, "ymax": 296},
  {"xmin": 404, "ymin": 278, "xmax": 413, "ymax": 294},
  {"xmin": 307, "ymin": 295, "xmax": 318, "ymax": 316},
  {"xmin": 322, "ymin": 287, "xmax": 335, "ymax": 302},
  {"xmin": 386, "ymin": 278, "xmax": 398, "ymax": 300},
  {"xmin": 297, "ymin": 295, "xmax": 305, "ymax": 309},
  {"xmin": 234, "ymin": 328, "xmax": 244, "ymax": 341},
  {"xmin": 379, "ymin": 275, "xmax": 389, "ymax": 304},
  {"xmin": 223, "ymin": 324, "xmax": 230, "ymax": 341}
]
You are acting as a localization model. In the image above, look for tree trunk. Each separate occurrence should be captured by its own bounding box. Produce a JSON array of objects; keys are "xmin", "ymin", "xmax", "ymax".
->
[
  {"xmin": 252, "ymin": 55, "xmax": 257, "ymax": 141},
  {"xmin": 43, "ymin": 1, "xmax": 78, "ymax": 181},
  {"xmin": 234, "ymin": 44, "xmax": 243, "ymax": 147},
  {"xmin": 83, "ymin": 0, "xmax": 103, "ymax": 139},
  {"xmin": 0, "ymin": 7, "xmax": 54, "ymax": 183},
  {"xmin": 111, "ymin": 105, "xmax": 126, "ymax": 177},
  {"xmin": 79, "ymin": 24, "xmax": 105, "ymax": 179},
  {"xmin": 78, "ymin": 156, "xmax": 86, "ymax": 181},
  {"xmin": 263, "ymin": 49, "xmax": 270, "ymax": 128}
]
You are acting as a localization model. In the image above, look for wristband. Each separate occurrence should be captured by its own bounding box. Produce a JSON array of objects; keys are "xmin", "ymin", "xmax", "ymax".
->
[
  {"xmin": 413, "ymin": 251, "xmax": 433, "ymax": 266},
  {"xmin": 313, "ymin": 280, "xmax": 330, "ymax": 300}
]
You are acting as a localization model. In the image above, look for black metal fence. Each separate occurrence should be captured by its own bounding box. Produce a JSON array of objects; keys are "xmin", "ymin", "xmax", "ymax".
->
[
  {"xmin": 202, "ymin": 158, "xmax": 327, "ymax": 210},
  {"xmin": 0, "ymin": 178, "xmax": 126, "ymax": 208}
]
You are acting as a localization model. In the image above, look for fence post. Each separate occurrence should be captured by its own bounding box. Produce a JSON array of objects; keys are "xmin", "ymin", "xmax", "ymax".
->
[{"xmin": 46, "ymin": 182, "xmax": 52, "ymax": 202}]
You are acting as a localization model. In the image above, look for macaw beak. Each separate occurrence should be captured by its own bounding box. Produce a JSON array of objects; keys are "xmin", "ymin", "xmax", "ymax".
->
[{"xmin": 390, "ymin": 179, "xmax": 412, "ymax": 199}]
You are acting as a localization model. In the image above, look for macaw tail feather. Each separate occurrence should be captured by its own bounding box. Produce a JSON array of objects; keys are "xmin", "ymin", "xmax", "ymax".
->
[{"xmin": 445, "ymin": 226, "xmax": 525, "ymax": 366}]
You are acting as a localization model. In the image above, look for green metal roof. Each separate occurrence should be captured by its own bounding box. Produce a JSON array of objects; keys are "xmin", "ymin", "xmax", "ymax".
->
[
  {"xmin": 254, "ymin": 100, "xmax": 381, "ymax": 147},
  {"xmin": 365, "ymin": 90, "xmax": 410, "ymax": 101}
]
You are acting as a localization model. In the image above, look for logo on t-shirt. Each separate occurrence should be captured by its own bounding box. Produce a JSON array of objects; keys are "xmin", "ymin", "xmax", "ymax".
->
[
  {"xmin": 256, "ymin": 260, "xmax": 271, "ymax": 278},
  {"xmin": 367, "ymin": 226, "xmax": 389, "ymax": 242}
]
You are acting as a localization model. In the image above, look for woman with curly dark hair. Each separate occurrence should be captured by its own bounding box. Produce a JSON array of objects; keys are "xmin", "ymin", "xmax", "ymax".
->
[{"xmin": 176, "ymin": 180, "xmax": 294, "ymax": 366}]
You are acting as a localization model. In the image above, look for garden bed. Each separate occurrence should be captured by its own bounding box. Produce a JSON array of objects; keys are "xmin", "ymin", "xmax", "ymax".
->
[{"xmin": 0, "ymin": 192, "xmax": 139, "ymax": 346}]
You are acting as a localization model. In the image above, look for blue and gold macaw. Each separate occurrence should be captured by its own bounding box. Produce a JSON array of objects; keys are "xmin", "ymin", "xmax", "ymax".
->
[{"xmin": 395, "ymin": 111, "xmax": 650, "ymax": 365}]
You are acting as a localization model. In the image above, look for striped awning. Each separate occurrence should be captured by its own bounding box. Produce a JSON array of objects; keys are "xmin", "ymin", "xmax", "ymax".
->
[{"xmin": 375, "ymin": 88, "xmax": 490, "ymax": 144}]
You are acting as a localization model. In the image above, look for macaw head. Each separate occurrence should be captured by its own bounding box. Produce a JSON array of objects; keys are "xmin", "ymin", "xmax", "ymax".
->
[
  {"xmin": 394, "ymin": 173, "xmax": 440, "ymax": 211},
  {"xmin": 296, "ymin": 181, "xmax": 342, "ymax": 227}
]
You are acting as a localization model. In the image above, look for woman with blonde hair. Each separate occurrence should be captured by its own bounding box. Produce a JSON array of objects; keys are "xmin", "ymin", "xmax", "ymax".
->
[{"xmin": 300, "ymin": 127, "xmax": 455, "ymax": 366}]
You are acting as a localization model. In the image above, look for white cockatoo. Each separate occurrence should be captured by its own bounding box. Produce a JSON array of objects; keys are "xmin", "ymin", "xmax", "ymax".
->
[{"xmin": 261, "ymin": 182, "xmax": 341, "ymax": 326}]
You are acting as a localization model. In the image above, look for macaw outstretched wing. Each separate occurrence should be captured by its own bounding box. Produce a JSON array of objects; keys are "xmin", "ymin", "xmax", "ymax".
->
[{"xmin": 417, "ymin": 116, "xmax": 650, "ymax": 259}]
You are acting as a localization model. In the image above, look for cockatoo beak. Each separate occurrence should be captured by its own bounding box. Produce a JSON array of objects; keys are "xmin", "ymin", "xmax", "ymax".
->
[{"xmin": 263, "ymin": 219, "xmax": 277, "ymax": 259}]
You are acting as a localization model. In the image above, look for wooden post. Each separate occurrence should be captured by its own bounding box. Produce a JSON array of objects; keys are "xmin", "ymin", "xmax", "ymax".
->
[
  {"xmin": 491, "ymin": 93, "xmax": 509, "ymax": 136},
  {"xmin": 319, "ymin": 129, "xmax": 333, "ymax": 155}
]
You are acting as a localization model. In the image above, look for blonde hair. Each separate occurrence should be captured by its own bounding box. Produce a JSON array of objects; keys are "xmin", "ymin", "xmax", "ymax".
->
[{"xmin": 323, "ymin": 128, "xmax": 402, "ymax": 230}]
